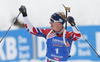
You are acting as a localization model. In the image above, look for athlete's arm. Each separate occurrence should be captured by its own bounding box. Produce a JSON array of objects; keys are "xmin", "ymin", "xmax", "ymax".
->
[
  {"xmin": 67, "ymin": 16, "xmax": 81, "ymax": 41},
  {"xmin": 70, "ymin": 26, "xmax": 81, "ymax": 41},
  {"xmin": 24, "ymin": 16, "xmax": 52, "ymax": 39}
]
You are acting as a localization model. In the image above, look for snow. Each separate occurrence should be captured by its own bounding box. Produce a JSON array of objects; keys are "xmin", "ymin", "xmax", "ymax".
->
[
  {"xmin": 0, "ymin": 0, "xmax": 100, "ymax": 30},
  {"xmin": 12, "ymin": 60, "xmax": 100, "ymax": 62}
]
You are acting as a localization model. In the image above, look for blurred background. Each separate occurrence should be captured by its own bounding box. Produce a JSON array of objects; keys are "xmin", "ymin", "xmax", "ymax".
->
[{"xmin": 0, "ymin": 0, "xmax": 100, "ymax": 62}]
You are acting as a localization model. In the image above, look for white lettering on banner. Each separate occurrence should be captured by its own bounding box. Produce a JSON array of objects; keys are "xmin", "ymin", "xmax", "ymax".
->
[
  {"xmin": 96, "ymin": 32, "xmax": 100, "ymax": 55},
  {"xmin": 19, "ymin": 52, "xmax": 30, "ymax": 59},
  {"xmin": 18, "ymin": 36, "xmax": 27, "ymax": 43},
  {"xmin": 78, "ymin": 42, "xmax": 89, "ymax": 48},
  {"xmin": 0, "ymin": 37, "xmax": 17, "ymax": 60},
  {"xmin": 6, "ymin": 37, "xmax": 17, "ymax": 60},
  {"xmin": 37, "ymin": 37, "xmax": 46, "ymax": 58},
  {"xmin": 78, "ymin": 49, "xmax": 91, "ymax": 56},
  {"xmin": 18, "ymin": 36, "xmax": 30, "ymax": 59},
  {"xmin": 19, "ymin": 46, "xmax": 29, "ymax": 51},
  {"xmin": 0, "ymin": 35, "xmax": 31, "ymax": 61},
  {"xmin": 0, "ymin": 38, "xmax": 6, "ymax": 60},
  {"xmin": 78, "ymin": 35, "xmax": 91, "ymax": 56}
]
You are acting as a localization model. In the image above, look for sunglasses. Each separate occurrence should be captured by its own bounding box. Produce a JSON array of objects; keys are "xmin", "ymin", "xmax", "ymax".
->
[{"xmin": 50, "ymin": 18, "xmax": 59, "ymax": 23}]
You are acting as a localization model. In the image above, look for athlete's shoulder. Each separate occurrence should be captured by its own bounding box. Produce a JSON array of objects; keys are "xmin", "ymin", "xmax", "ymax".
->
[
  {"xmin": 41, "ymin": 28, "xmax": 51, "ymax": 32},
  {"xmin": 41, "ymin": 28, "xmax": 51, "ymax": 36}
]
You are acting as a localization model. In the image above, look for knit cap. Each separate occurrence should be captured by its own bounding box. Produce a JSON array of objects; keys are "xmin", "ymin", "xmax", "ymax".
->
[{"xmin": 51, "ymin": 12, "xmax": 66, "ymax": 25}]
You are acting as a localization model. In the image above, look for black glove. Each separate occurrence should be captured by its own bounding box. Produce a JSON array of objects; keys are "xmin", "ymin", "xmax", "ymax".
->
[
  {"xmin": 19, "ymin": 5, "xmax": 27, "ymax": 17},
  {"xmin": 67, "ymin": 16, "xmax": 76, "ymax": 26}
]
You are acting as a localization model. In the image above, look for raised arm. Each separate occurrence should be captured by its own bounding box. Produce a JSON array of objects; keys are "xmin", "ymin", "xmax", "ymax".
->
[
  {"xmin": 67, "ymin": 16, "xmax": 81, "ymax": 41},
  {"xmin": 19, "ymin": 5, "xmax": 48, "ymax": 38}
]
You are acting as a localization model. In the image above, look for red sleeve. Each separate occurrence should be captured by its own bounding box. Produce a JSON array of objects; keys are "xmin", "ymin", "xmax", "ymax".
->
[
  {"xmin": 66, "ymin": 31, "xmax": 81, "ymax": 41},
  {"xmin": 40, "ymin": 29, "xmax": 51, "ymax": 37}
]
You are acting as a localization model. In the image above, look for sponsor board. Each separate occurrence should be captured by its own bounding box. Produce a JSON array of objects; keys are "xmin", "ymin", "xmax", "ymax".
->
[{"xmin": 0, "ymin": 28, "xmax": 33, "ymax": 62}]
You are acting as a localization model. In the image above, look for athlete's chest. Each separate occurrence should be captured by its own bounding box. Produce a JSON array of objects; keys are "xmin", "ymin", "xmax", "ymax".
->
[{"xmin": 46, "ymin": 32, "xmax": 67, "ymax": 47}]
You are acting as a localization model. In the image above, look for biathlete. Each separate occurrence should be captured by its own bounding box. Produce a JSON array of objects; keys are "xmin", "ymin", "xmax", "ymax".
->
[{"xmin": 19, "ymin": 5, "xmax": 81, "ymax": 62}]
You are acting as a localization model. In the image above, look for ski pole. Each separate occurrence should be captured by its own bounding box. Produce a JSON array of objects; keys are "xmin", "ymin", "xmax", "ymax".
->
[
  {"xmin": 62, "ymin": 4, "xmax": 71, "ymax": 58},
  {"xmin": 74, "ymin": 26, "xmax": 100, "ymax": 58},
  {"xmin": 0, "ymin": 12, "xmax": 21, "ymax": 43}
]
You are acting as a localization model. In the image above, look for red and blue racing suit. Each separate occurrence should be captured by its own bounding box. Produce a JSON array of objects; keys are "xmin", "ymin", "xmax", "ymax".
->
[{"xmin": 23, "ymin": 16, "xmax": 81, "ymax": 61}]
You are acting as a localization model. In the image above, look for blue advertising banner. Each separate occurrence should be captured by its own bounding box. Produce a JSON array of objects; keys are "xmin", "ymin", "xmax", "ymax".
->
[
  {"xmin": 68, "ymin": 26, "xmax": 100, "ymax": 61},
  {"xmin": 36, "ymin": 26, "xmax": 100, "ymax": 61},
  {"xmin": 0, "ymin": 28, "xmax": 33, "ymax": 62}
]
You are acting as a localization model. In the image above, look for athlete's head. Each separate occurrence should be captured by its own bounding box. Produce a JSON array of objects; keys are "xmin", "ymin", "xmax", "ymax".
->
[
  {"xmin": 50, "ymin": 12, "xmax": 66, "ymax": 32},
  {"xmin": 50, "ymin": 12, "xmax": 66, "ymax": 25}
]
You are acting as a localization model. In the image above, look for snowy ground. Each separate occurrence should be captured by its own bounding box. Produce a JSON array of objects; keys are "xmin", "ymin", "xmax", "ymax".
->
[{"xmin": 13, "ymin": 60, "xmax": 100, "ymax": 62}]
